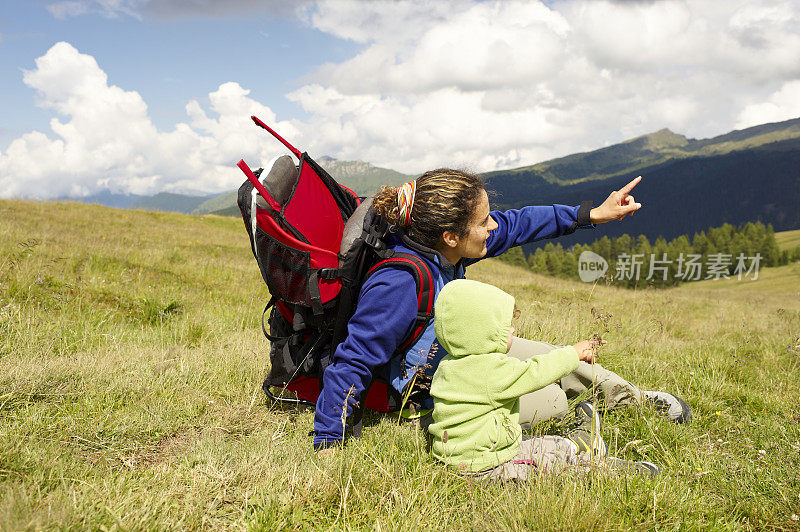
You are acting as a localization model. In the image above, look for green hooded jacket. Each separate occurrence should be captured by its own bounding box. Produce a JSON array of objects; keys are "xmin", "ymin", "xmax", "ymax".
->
[{"xmin": 429, "ymin": 279, "xmax": 579, "ymax": 472}]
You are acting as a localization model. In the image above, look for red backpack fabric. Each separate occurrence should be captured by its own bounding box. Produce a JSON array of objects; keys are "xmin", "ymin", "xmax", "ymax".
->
[{"xmin": 236, "ymin": 116, "xmax": 434, "ymax": 413}]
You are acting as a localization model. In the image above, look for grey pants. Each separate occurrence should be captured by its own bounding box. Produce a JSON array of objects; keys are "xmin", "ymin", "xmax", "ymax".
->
[
  {"xmin": 507, "ymin": 338, "xmax": 644, "ymax": 428},
  {"xmin": 470, "ymin": 435, "xmax": 583, "ymax": 481}
]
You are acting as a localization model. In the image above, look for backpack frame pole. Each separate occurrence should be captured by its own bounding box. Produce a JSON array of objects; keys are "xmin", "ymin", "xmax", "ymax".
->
[
  {"xmin": 251, "ymin": 115, "xmax": 302, "ymax": 160},
  {"xmin": 237, "ymin": 158, "xmax": 282, "ymax": 212}
]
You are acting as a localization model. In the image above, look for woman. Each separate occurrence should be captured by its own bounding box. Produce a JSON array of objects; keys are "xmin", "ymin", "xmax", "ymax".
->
[{"xmin": 312, "ymin": 169, "xmax": 688, "ymax": 450}]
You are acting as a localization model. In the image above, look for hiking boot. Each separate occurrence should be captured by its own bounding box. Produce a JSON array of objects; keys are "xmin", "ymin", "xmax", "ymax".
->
[
  {"xmin": 604, "ymin": 456, "xmax": 660, "ymax": 478},
  {"xmin": 566, "ymin": 401, "xmax": 607, "ymax": 457},
  {"xmin": 643, "ymin": 390, "xmax": 691, "ymax": 424}
]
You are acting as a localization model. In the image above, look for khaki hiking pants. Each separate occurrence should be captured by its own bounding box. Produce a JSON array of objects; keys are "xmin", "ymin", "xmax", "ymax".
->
[{"xmin": 507, "ymin": 338, "xmax": 644, "ymax": 429}]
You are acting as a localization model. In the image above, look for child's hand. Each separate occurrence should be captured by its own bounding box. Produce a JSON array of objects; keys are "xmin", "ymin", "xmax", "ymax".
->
[{"xmin": 573, "ymin": 338, "xmax": 607, "ymax": 363}]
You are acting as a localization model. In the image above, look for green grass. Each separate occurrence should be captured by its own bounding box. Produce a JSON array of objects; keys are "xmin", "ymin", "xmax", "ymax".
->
[
  {"xmin": 2, "ymin": 199, "xmax": 800, "ymax": 530},
  {"xmin": 776, "ymin": 229, "xmax": 800, "ymax": 252}
]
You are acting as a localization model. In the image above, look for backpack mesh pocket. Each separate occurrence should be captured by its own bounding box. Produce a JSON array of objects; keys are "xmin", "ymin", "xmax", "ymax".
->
[{"xmin": 255, "ymin": 227, "xmax": 311, "ymax": 306}]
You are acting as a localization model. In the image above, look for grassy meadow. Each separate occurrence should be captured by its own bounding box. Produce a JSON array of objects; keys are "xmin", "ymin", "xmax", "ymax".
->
[
  {"xmin": 1, "ymin": 198, "xmax": 800, "ymax": 530},
  {"xmin": 776, "ymin": 229, "xmax": 800, "ymax": 253}
]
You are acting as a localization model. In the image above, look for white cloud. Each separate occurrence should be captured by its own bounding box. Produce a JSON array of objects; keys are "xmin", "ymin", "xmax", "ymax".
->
[
  {"xmin": 735, "ymin": 80, "xmax": 800, "ymax": 129},
  {"xmin": 285, "ymin": 84, "xmax": 575, "ymax": 174},
  {"xmin": 305, "ymin": 0, "xmax": 470, "ymax": 46},
  {"xmin": 288, "ymin": 0, "xmax": 800, "ymax": 172},
  {"xmin": 0, "ymin": 42, "xmax": 297, "ymax": 199},
  {"xmin": 8, "ymin": 1, "xmax": 800, "ymax": 199},
  {"xmin": 308, "ymin": 1, "xmax": 571, "ymax": 95}
]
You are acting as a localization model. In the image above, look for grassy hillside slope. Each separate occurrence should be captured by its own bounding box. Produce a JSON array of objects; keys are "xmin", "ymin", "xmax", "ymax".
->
[
  {"xmin": 130, "ymin": 192, "xmax": 214, "ymax": 213},
  {"xmin": 318, "ymin": 158, "xmax": 410, "ymax": 196},
  {"xmin": 191, "ymin": 191, "xmax": 238, "ymax": 216},
  {"xmin": 776, "ymin": 229, "xmax": 800, "ymax": 251},
  {"xmin": 1, "ymin": 200, "xmax": 799, "ymax": 529}
]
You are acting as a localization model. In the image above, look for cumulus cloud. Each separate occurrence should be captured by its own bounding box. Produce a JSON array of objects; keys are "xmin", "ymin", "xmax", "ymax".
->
[
  {"xmin": 305, "ymin": 0, "xmax": 471, "ymax": 46},
  {"xmin": 736, "ymin": 80, "xmax": 800, "ymax": 129},
  {"xmin": 285, "ymin": 0, "xmax": 800, "ymax": 172},
  {"xmin": 0, "ymin": 42, "xmax": 297, "ymax": 199},
  {"xmin": 310, "ymin": 1, "xmax": 571, "ymax": 94},
  {"xmin": 9, "ymin": 1, "xmax": 800, "ymax": 198}
]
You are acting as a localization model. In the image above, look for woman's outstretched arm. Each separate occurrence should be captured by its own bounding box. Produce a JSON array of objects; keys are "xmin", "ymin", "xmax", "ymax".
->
[
  {"xmin": 469, "ymin": 202, "xmax": 594, "ymax": 262},
  {"xmin": 467, "ymin": 175, "xmax": 644, "ymax": 262}
]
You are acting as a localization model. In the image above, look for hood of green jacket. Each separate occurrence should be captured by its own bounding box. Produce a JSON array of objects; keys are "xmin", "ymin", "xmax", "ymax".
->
[{"xmin": 434, "ymin": 279, "xmax": 514, "ymax": 358}]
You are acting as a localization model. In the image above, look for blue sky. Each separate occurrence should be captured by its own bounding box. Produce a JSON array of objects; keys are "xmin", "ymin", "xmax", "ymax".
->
[
  {"xmin": 1, "ymin": 0, "xmax": 799, "ymax": 199},
  {"xmin": 0, "ymin": 1, "xmax": 358, "ymax": 146}
]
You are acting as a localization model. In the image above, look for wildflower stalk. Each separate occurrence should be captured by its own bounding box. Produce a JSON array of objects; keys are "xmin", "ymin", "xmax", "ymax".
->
[
  {"xmin": 341, "ymin": 384, "xmax": 356, "ymax": 443},
  {"xmin": 398, "ymin": 372, "xmax": 418, "ymax": 423},
  {"xmin": 590, "ymin": 333, "xmax": 605, "ymax": 463}
]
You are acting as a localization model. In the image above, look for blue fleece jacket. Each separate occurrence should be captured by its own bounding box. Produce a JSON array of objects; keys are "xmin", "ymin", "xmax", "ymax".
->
[{"xmin": 313, "ymin": 203, "xmax": 594, "ymax": 447}]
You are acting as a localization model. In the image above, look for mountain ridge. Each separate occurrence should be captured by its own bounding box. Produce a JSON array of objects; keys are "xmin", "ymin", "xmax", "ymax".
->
[
  {"xmin": 188, "ymin": 158, "xmax": 410, "ymax": 215},
  {"xmin": 484, "ymin": 117, "xmax": 800, "ymax": 186},
  {"xmin": 62, "ymin": 117, "xmax": 800, "ymax": 245}
]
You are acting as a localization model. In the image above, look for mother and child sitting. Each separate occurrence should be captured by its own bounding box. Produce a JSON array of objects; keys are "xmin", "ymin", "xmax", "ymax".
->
[
  {"xmin": 313, "ymin": 169, "xmax": 690, "ymax": 479},
  {"xmin": 429, "ymin": 279, "xmax": 660, "ymax": 479}
]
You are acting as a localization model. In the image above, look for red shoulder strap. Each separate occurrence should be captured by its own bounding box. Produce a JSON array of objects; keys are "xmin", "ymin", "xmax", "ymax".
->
[{"xmin": 367, "ymin": 252, "xmax": 435, "ymax": 352}]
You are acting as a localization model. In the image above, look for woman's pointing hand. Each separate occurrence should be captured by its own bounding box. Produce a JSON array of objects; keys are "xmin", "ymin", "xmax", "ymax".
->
[{"xmin": 590, "ymin": 175, "xmax": 643, "ymax": 224}]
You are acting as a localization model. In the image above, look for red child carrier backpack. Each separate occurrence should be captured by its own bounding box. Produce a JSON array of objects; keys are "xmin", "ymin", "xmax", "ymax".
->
[{"xmin": 236, "ymin": 116, "xmax": 435, "ymax": 419}]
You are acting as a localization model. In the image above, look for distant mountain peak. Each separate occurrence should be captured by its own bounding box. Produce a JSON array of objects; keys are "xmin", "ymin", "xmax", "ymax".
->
[
  {"xmin": 188, "ymin": 156, "xmax": 412, "ymax": 216},
  {"xmin": 485, "ymin": 115, "xmax": 800, "ymax": 189},
  {"xmin": 630, "ymin": 128, "xmax": 689, "ymax": 149},
  {"xmin": 318, "ymin": 159, "xmax": 410, "ymax": 187}
]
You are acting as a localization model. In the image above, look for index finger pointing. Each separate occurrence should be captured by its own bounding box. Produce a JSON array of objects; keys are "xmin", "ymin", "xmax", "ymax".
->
[{"xmin": 619, "ymin": 175, "xmax": 642, "ymax": 195}]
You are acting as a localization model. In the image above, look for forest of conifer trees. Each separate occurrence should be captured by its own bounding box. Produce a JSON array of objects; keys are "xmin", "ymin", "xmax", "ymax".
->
[{"xmin": 500, "ymin": 222, "xmax": 800, "ymax": 288}]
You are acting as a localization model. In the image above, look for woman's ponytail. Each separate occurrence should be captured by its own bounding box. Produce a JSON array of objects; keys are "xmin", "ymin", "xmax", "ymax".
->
[
  {"xmin": 373, "ymin": 169, "xmax": 484, "ymax": 249},
  {"xmin": 373, "ymin": 185, "xmax": 403, "ymax": 226}
]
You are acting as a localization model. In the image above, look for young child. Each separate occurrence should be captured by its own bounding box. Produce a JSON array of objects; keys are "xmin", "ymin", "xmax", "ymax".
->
[{"xmin": 428, "ymin": 279, "xmax": 658, "ymax": 480}]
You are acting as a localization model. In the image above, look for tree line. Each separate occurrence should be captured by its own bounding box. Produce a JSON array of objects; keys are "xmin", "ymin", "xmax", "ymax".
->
[{"xmin": 499, "ymin": 222, "xmax": 800, "ymax": 288}]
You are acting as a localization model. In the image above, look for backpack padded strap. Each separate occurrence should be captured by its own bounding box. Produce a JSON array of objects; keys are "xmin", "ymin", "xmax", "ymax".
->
[{"xmin": 367, "ymin": 252, "xmax": 435, "ymax": 353}]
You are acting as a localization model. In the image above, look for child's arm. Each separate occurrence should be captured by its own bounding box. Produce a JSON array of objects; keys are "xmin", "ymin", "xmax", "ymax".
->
[
  {"xmin": 488, "ymin": 346, "xmax": 579, "ymax": 403},
  {"xmin": 488, "ymin": 338, "xmax": 606, "ymax": 402}
]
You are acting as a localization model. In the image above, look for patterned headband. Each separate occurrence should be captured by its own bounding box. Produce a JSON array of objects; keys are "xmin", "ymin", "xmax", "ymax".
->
[{"xmin": 396, "ymin": 180, "xmax": 417, "ymax": 227}]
